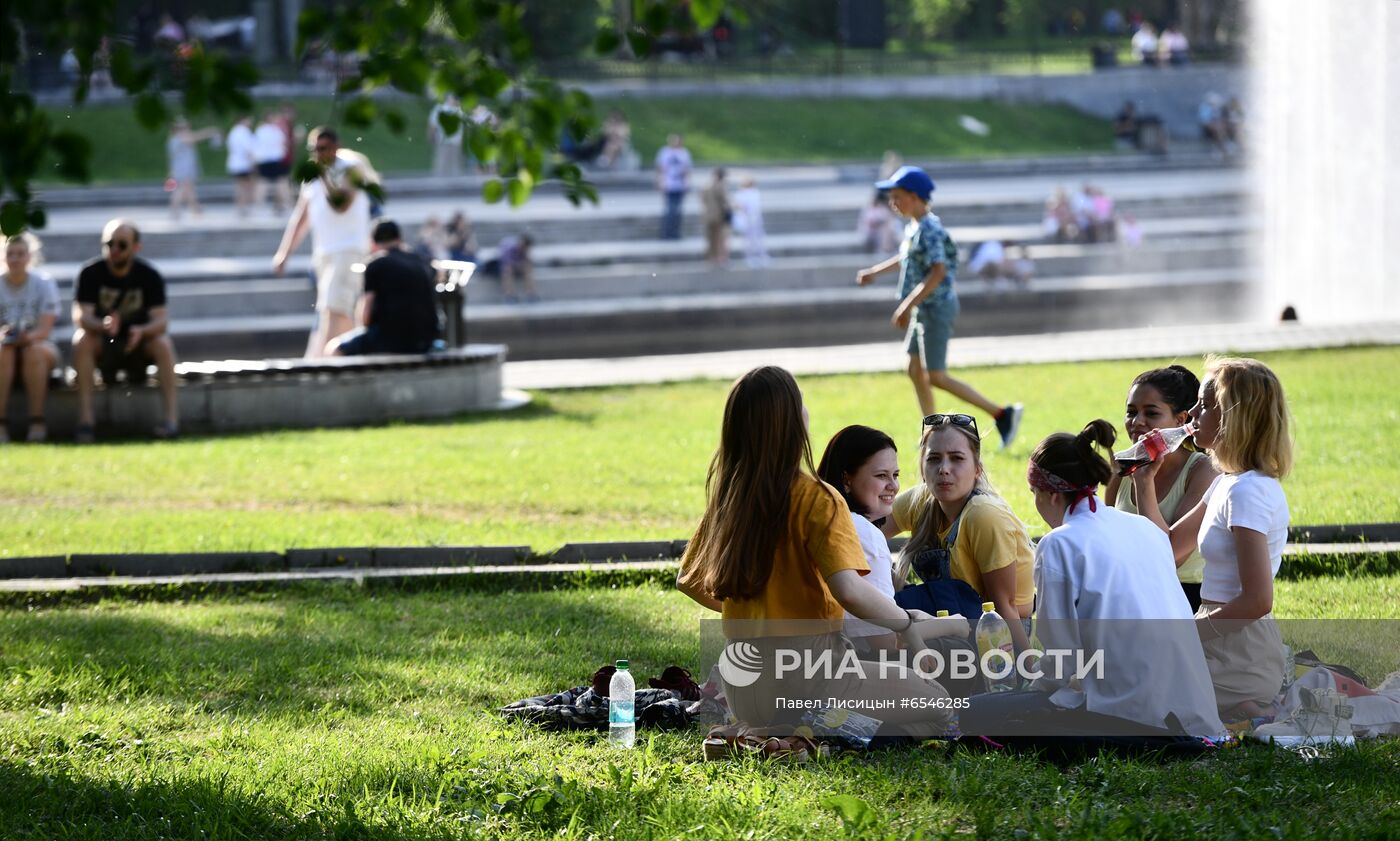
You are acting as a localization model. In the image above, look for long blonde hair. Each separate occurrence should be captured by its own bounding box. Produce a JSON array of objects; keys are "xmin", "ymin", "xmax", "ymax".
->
[
  {"xmin": 686, "ymin": 366, "xmax": 820, "ymax": 601},
  {"xmin": 897, "ymin": 422, "xmax": 1001, "ymax": 584},
  {"xmin": 1204, "ymin": 355, "xmax": 1293, "ymax": 479}
]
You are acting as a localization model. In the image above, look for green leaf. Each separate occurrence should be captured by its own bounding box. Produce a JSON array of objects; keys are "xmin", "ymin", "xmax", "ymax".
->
[
  {"xmin": 0, "ymin": 201, "xmax": 27, "ymax": 237},
  {"xmin": 26, "ymin": 207, "xmax": 47, "ymax": 229},
  {"xmin": 507, "ymin": 177, "xmax": 532, "ymax": 207},
  {"xmin": 593, "ymin": 29, "xmax": 621, "ymax": 55},
  {"xmin": 344, "ymin": 96, "xmax": 377, "ymax": 128},
  {"xmin": 820, "ymin": 794, "xmax": 876, "ymax": 829},
  {"xmin": 689, "ymin": 0, "xmax": 725, "ymax": 29},
  {"xmin": 626, "ymin": 30, "xmax": 652, "ymax": 58},
  {"xmin": 435, "ymin": 110, "xmax": 462, "ymax": 137},
  {"xmin": 383, "ymin": 109, "xmax": 407, "ymax": 134},
  {"xmin": 482, "ymin": 179, "xmax": 505, "ymax": 204},
  {"xmin": 293, "ymin": 159, "xmax": 323, "ymax": 184},
  {"xmin": 133, "ymin": 93, "xmax": 168, "ymax": 131},
  {"xmin": 446, "ymin": 0, "xmax": 479, "ymax": 39},
  {"xmin": 643, "ymin": 2, "xmax": 671, "ymax": 33}
]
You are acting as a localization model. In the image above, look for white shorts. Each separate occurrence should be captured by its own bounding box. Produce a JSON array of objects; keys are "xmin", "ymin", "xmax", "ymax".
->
[{"xmin": 313, "ymin": 250, "xmax": 365, "ymax": 316}]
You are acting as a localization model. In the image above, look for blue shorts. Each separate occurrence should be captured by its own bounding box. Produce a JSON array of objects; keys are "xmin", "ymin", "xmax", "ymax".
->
[
  {"xmin": 336, "ymin": 327, "xmax": 432, "ymax": 356},
  {"xmin": 904, "ymin": 298, "xmax": 960, "ymax": 372}
]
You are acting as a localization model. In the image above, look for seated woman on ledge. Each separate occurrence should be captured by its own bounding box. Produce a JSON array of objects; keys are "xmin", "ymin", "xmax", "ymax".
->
[
  {"xmin": 960, "ymin": 420, "xmax": 1226, "ymax": 741},
  {"xmin": 675, "ymin": 366, "xmax": 969, "ymax": 742}
]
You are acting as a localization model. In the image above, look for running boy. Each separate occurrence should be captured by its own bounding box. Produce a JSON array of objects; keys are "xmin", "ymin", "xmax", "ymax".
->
[{"xmin": 856, "ymin": 166, "xmax": 1023, "ymax": 447}]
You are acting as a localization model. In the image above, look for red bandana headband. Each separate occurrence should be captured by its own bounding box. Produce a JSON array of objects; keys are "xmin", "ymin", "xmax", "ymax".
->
[{"xmin": 1026, "ymin": 461, "xmax": 1098, "ymax": 512}]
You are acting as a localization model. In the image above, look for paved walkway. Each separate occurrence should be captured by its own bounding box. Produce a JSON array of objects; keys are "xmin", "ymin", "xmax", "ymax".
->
[{"xmin": 503, "ymin": 320, "xmax": 1400, "ymax": 390}]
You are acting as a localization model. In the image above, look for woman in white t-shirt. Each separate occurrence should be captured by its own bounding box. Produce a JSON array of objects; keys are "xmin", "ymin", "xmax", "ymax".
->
[
  {"xmin": 1136, "ymin": 356, "xmax": 1294, "ymax": 719},
  {"xmin": 817, "ymin": 425, "xmax": 902, "ymax": 657}
]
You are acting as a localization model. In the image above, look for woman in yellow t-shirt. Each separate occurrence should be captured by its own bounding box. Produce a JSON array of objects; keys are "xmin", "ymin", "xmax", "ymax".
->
[
  {"xmin": 677, "ymin": 366, "xmax": 968, "ymax": 740},
  {"xmin": 888, "ymin": 414, "xmax": 1035, "ymax": 654}
]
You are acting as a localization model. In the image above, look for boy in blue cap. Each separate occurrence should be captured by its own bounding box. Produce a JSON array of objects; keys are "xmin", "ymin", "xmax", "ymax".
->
[{"xmin": 857, "ymin": 166, "xmax": 1023, "ymax": 447}]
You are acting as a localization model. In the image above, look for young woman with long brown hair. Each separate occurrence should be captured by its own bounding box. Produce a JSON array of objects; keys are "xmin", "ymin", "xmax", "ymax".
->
[{"xmin": 676, "ymin": 367, "xmax": 968, "ymax": 747}]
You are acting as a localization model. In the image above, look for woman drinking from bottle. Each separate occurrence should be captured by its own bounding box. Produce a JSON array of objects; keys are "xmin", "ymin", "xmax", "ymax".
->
[{"xmin": 1104, "ymin": 364, "xmax": 1218, "ymax": 611}]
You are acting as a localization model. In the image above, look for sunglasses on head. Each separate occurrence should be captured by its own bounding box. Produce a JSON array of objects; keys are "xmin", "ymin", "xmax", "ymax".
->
[{"xmin": 922, "ymin": 413, "xmax": 978, "ymax": 434}]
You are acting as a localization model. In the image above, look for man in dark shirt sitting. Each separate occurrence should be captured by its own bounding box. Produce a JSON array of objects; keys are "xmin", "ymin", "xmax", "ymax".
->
[
  {"xmin": 329, "ymin": 219, "xmax": 442, "ymax": 356},
  {"xmin": 71, "ymin": 219, "xmax": 180, "ymax": 442}
]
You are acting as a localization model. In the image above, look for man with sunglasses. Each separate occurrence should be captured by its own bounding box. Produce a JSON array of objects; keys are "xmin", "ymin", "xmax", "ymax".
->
[{"xmin": 71, "ymin": 219, "xmax": 179, "ymax": 442}]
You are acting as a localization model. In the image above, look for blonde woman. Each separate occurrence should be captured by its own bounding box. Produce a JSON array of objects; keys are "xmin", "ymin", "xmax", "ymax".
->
[
  {"xmin": 888, "ymin": 414, "xmax": 1035, "ymax": 655},
  {"xmin": 1136, "ymin": 356, "xmax": 1294, "ymax": 719},
  {"xmin": 0, "ymin": 233, "xmax": 60, "ymax": 443}
]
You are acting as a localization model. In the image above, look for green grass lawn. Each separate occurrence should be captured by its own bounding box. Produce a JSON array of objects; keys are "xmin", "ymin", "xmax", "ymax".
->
[
  {"xmin": 37, "ymin": 95, "xmax": 1110, "ymax": 185},
  {"xmin": 3, "ymin": 346, "xmax": 1397, "ymax": 559},
  {"xmin": 1, "ymin": 578, "xmax": 1397, "ymax": 840}
]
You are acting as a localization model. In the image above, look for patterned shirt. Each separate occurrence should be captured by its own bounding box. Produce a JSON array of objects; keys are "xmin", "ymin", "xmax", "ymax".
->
[
  {"xmin": 0, "ymin": 271, "xmax": 60, "ymax": 330},
  {"xmin": 897, "ymin": 213, "xmax": 958, "ymax": 312}
]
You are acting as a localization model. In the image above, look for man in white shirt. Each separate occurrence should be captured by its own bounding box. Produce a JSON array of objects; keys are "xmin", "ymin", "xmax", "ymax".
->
[
  {"xmin": 225, "ymin": 115, "xmax": 256, "ymax": 217},
  {"xmin": 252, "ymin": 113, "xmax": 291, "ymax": 213},
  {"xmin": 271, "ymin": 127, "xmax": 373, "ymax": 357},
  {"xmin": 654, "ymin": 134, "xmax": 692, "ymax": 240}
]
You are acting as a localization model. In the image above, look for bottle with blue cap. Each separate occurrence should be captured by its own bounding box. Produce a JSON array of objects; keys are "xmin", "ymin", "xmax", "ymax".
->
[{"xmin": 607, "ymin": 660, "xmax": 635, "ymax": 748}]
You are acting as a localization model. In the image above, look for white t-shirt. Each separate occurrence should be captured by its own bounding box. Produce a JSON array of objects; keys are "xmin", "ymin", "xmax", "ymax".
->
[
  {"xmin": 655, "ymin": 146, "xmax": 692, "ymax": 192},
  {"xmin": 1197, "ymin": 471, "xmax": 1290, "ymax": 603},
  {"xmin": 253, "ymin": 122, "xmax": 286, "ymax": 164},
  {"xmin": 1032, "ymin": 504, "xmax": 1225, "ymax": 738},
  {"xmin": 300, "ymin": 153, "xmax": 371, "ymax": 257},
  {"xmin": 0, "ymin": 271, "xmax": 60, "ymax": 328},
  {"xmin": 966, "ymin": 240, "xmax": 1005, "ymax": 274},
  {"xmin": 1131, "ymin": 29, "xmax": 1158, "ymax": 56},
  {"xmin": 843, "ymin": 513, "xmax": 897, "ymax": 639},
  {"xmin": 226, "ymin": 124, "xmax": 256, "ymax": 174}
]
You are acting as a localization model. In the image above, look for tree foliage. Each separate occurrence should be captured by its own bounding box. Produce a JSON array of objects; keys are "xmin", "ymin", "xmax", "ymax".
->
[{"xmin": 0, "ymin": 0, "xmax": 727, "ymax": 236}]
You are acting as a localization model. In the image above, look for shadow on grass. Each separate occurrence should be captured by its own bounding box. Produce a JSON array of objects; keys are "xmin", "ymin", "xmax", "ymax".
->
[
  {"xmin": 43, "ymin": 393, "xmax": 595, "ymax": 448},
  {"xmin": 0, "ymin": 585, "xmax": 696, "ymax": 717},
  {"xmin": 0, "ymin": 761, "xmax": 428, "ymax": 841}
]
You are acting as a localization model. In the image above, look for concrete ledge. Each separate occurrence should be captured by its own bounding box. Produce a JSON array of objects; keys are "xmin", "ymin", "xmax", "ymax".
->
[
  {"xmin": 68, "ymin": 552, "xmax": 285, "ymax": 577},
  {"xmin": 373, "ymin": 546, "xmax": 532, "ymax": 568},
  {"xmin": 1289, "ymin": 523, "xmax": 1400, "ymax": 544},
  {"xmin": 286, "ymin": 548, "xmax": 374, "ymax": 569},
  {"xmin": 551, "ymin": 541, "xmax": 677, "ymax": 563},
  {"xmin": 0, "ymin": 556, "xmax": 68, "ymax": 578}
]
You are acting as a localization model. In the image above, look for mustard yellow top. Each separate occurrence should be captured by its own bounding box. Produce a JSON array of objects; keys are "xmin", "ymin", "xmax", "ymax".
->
[
  {"xmin": 892, "ymin": 486, "xmax": 1035, "ymax": 608},
  {"xmin": 679, "ymin": 474, "xmax": 869, "ymax": 634}
]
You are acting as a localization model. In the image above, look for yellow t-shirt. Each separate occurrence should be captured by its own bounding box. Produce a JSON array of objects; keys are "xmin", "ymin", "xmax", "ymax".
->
[
  {"xmin": 679, "ymin": 474, "xmax": 870, "ymax": 634},
  {"xmin": 891, "ymin": 485, "xmax": 1035, "ymax": 608}
]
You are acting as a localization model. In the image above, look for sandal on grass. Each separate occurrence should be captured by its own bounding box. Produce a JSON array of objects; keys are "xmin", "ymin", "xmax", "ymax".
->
[{"xmin": 702, "ymin": 725, "xmax": 830, "ymax": 763}]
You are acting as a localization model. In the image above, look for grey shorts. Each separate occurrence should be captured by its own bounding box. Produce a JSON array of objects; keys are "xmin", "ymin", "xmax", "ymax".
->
[{"xmin": 904, "ymin": 299, "xmax": 960, "ymax": 372}]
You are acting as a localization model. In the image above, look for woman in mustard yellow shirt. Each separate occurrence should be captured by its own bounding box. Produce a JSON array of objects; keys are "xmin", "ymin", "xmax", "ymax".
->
[
  {"xmin": 888, "ymin": 414, "xmax": 1035, "ymax": 654},
  {"xmin": 677, "ymin": 366, "xmax": 967, "ymax": 741}
]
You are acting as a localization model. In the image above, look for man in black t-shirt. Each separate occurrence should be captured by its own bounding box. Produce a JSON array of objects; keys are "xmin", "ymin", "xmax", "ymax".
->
[
  {"xmin": 328, "ymin": 219, "xmax": 441, "ymax": 356},
  {"xmin": 71, "ymin": 219, "xmax": 180, "ymax": 442}
]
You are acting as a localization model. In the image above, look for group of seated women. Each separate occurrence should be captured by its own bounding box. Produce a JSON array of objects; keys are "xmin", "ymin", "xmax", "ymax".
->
[{"xmin": 677, "ymin": 357, "xmax": 1295, "ymax": 744}]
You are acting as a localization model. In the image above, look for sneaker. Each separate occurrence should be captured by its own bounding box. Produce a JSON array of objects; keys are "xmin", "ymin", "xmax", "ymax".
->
[
  {"xmin": 74, "ymin": 423, "xmax": 96, "ymax": 445},
  {"xmin": 995, "ymin": 404, "xmax": 1024, "ymax": 450},
  {"xmin": 152, "ymin": 421, "xmax": 180, "ymax": 441},
  {"xmin": 1254, "ymin": 686, "xmax": 1356, "ymax": 746},
  {"xmin": 26, "ymin": 421, "xmax": 47, "ymax": 443}
]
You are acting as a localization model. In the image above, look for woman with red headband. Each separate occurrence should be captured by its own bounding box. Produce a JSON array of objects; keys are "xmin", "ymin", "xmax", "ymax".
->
[{"xmin": 960, "ymin": 420, "xmax": 1224, "ymax": 740}]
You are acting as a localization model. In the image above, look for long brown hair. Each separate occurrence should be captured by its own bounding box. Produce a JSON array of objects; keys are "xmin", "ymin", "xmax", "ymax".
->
[
  {"xmin": 897, "ymin": 421, "xmax": 1000, "ymax": 584},
  {"xmin": 689, "ymin": 366, "xmax": 817, "ymax": 601}
]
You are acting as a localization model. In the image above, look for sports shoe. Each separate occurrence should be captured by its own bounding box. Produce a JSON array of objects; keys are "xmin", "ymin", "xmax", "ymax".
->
[
  {"xmin": 1254, "ymin": 686, "xmax": 1355, "ymax": 746},
  {"xmin": 995, "ymin": 404, "xmax": 1024, "ymax": 450}
]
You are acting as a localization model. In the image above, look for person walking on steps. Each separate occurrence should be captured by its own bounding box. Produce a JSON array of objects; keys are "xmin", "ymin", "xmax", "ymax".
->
[{"xmin": 856, "ymin": 166, "xmax": 1023, "ymax": 447}]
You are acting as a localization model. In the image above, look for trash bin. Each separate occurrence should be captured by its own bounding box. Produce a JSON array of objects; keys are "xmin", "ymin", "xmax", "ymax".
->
[
  {"xmin": 432, "ymin": 259, "xmax": 475, "ymax": 347},
  {"xmin": 1091, "ymin": 44, "xmax": 1118, "ymax": 70},
  {"xmin": 1137, "ymin": 116, "xmax": 1168, "ymax": 155}
]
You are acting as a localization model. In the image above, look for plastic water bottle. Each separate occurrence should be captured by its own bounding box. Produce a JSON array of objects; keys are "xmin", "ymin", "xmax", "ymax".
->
[
  {"xmin": 975, "ymin": 602, "xmax": 1016, "ymax": 692},
  {"xmin": 1114, "ymin": 423, "xmax": 1196, "ymax": 475},
  {"xmin": 607, "ymin": 660, "xmax": 635, "ymax": 748}
]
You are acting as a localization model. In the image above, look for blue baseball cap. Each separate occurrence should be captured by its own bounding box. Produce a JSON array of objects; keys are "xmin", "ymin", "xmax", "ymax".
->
[{"xmin": 874, "ymin": 165, "xmax": 935, "ymax": 200}]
